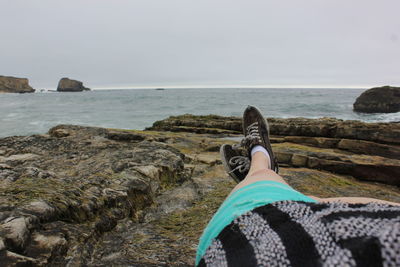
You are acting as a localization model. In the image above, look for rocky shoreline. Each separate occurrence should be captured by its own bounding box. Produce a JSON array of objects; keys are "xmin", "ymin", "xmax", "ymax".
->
[{"xmin": 1, "ymin": 115, "xmax": 399, "ymax": 265}]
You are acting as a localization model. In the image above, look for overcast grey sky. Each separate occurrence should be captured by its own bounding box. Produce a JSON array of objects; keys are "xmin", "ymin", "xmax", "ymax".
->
[{"xmin": 1, "ymin": 0, "xmax": 399, "ymax": 89}]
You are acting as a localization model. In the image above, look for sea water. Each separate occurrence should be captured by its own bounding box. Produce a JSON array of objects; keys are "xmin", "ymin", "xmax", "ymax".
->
[{"xmin": 0, "ymin": 88, "xmax": 399, "ymax": 138}]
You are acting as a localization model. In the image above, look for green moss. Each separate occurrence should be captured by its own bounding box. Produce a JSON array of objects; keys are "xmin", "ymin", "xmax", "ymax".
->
[
  {"xmin": 0, "ymin": 177, "xmax": 83, "ymax": 206},
  {"xmin": 154, "ymin": 178, "xmax": 232, "ymax": 255},
  {"xmin": 282, "ymin": 168, "xmax": 400, "ymax": 201},
  {"xmin": 273, "ymin": 142, "xmax": 336, "ymax": 153},
  {"xmin": 328, "ymin": 176, "xmax": 355, "ymax": 186}
]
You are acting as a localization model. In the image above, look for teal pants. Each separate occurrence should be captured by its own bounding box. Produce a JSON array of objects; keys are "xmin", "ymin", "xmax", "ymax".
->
[{"xmin": 196, "ymin": 181, "xmax": 316, "ymax": 265}]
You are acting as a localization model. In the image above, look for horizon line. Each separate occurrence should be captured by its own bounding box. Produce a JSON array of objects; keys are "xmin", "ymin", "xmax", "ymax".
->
[{"xmin": 86, "ymin": 84, "xmax": 375, "ymax": 90}]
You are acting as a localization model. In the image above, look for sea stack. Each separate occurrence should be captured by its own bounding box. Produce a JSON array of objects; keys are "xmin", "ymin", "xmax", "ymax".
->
[
  {"xmin": 353, "ymin": 85, "xmax": 400, "ymax": 113},
  {"xmin": 57, "ymin": 78, "xmax": 90, "ymax": 92},
  {"xmin": 0, "ymin": 75, "xmax": 35, "ymax": 93}
]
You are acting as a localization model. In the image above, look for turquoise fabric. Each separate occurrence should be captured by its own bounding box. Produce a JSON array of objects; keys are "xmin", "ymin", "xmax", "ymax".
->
[{"xmin": 195, "ymin": 181, "xmax": 316, "ymax": 265}]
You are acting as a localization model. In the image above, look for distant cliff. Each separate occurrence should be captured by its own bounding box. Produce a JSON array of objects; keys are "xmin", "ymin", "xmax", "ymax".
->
[
  {"xmin": 0, "ymin": 75, "xmax": 35, "ymax": 93},
  {"xmin": 57, "ymin": 78, "xmax": 90, "ymax": 92}
]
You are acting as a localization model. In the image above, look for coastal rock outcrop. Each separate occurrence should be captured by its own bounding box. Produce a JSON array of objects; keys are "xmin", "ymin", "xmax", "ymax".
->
[
  {"xmin": 1, "ymin": 116, "xmax": 399, "ymax": 265},
  {"xmin": 0, "ymin": 76, "xmax": 35, "ymax": 93},
  {"xmin": 149, "ymin": 114, "xmax": 400, "ymax": 145},
  {"xmin": 353, "ymin": 85, "xmax": 400, "ymax": 113},
  {"xmin": 57, "ymin": 78, "xmax": 90, "ymax": 92},
  {"xmin": 149, "ymin": 115, "xmax": 400, "ymax": 185}
]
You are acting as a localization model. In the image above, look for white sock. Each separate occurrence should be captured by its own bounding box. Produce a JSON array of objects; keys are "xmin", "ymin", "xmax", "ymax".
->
[{"xmin": 251, "ymin": 145, "xmax": 271, "ymax": 168}]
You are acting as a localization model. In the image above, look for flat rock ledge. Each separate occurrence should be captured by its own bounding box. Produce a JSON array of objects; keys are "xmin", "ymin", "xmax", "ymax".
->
[
  {"xmin": 0, "ymin": 115, "xmax": 399, "ymax": 266},
  {"xmin": 149, "ymin": 115, "xmax": 400, "ymax": 185}
]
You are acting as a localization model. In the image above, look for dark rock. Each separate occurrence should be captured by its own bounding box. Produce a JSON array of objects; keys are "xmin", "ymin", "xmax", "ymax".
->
[
  {"xmin": 0, "ymin": 76, "xmax": 35, "ymax": 93},
  {"xmin": 57, "ymin": 78, "xmax": 90, "ymax": 92},
  {"xmin": 106, "ymin": 130, "xmax": 145, "ymax": 141},
  {"xmin": 353, "ymin": 85, "xmax": 400, "ymax": 113}
]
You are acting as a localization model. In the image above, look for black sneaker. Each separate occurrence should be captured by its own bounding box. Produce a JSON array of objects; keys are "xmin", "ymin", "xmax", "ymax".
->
[
  {"xmin": 220, "ymin": 144, "xmax": 250, "ymax": 183},
  {"xmin": 241, "ymin": 106, "xmax": 279, "ymax": 173}
]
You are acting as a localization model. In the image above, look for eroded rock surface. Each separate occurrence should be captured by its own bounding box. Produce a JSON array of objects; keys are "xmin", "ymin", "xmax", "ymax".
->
[
  {"xmin": 1, "ymin": 116, "xmax": 399, "ymax": 266},
  {"xmin": 0, "ymin": 126, "xmax": 186, "ymax": 265},
  {"xmin": 0, "ymin": 76, "xmax": 35, "ymax": 93}
]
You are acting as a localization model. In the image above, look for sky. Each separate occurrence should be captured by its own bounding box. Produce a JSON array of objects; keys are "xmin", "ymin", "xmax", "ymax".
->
[{"xmin": 1, "ymin": 0, "xmax": 399, "ymax": 89}]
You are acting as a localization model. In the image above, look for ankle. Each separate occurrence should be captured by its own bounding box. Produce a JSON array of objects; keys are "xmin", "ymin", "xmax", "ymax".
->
[
  {"xmin": 251, "ymin": 146, "xmax": 271, "ymax": 169},
  {"xmin": 247, "ymin": 168, "xmax": 274, "ymax": 177}
]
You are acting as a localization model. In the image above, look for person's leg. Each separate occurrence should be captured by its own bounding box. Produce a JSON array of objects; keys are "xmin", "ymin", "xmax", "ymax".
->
[
  {"xmin": 229, "ymin": 151, "xmax": 288, "ymax": 195},
  {"xmin": 228, "ymin": 151, "xmax": 400, "ymax": 206},
  {"xmin": 224, "ymin": 105, "xmax": 400, "ymax": 205}
]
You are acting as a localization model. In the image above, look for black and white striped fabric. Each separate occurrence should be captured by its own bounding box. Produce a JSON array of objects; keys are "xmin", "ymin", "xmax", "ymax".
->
[{"xmin": 198, "ymin": 201, "xmax": 400, "ymax": 267}]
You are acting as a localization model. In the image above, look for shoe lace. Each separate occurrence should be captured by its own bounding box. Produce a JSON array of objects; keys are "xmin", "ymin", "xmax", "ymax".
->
[
  {"xmin": 228, "ymin": 156, "xmax": 250, "ymax": 174},
  {"xmin": 240, "ymin": 122, "xmax": 261, "ymax": 148}
]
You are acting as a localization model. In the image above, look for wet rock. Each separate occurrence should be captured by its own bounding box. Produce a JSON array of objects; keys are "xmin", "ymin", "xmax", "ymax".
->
[
  {"xmin": 0, "ymin": 75, "xmax": 35, "ymax": 93},
  {"xmin": 353, "ymin": 85, "xmax": 400, "ymax": 113}
]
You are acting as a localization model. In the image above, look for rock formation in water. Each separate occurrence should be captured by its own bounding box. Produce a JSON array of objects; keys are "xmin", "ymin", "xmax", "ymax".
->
[
  {"xmin": 0, "ymin": 115, "xmax": 399, "ymax": 265},
  {"xmin": 0, "ymin": 75, "xmax": 35, "ymax": 93},
  {"xmin": 353, "ymin": 85, "xmax": 400, "ymax": 113},
  {"xmin": 57, "ymin": 78, "xmax": 90, "ymax": 92}
]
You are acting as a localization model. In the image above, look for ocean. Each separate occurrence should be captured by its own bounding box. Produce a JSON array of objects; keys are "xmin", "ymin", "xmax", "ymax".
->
[{"xmin": 1, "ymin": 88, "xmax": 399, "ymax": 138}]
